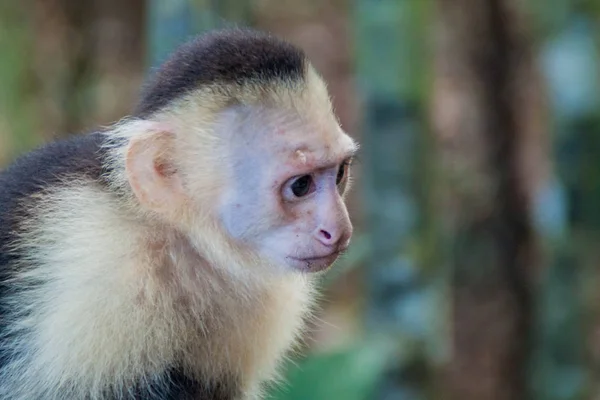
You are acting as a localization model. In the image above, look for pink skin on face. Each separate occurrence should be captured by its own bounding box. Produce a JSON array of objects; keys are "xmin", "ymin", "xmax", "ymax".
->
[{"xmin": 217, "ymin": 107, "xmax": 357, "ymax": 273}]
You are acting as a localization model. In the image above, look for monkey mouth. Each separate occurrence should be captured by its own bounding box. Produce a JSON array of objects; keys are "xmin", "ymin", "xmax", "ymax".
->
[{"xmin": 288, "ymin": 247, "xmax": 347, "ymax": 273}]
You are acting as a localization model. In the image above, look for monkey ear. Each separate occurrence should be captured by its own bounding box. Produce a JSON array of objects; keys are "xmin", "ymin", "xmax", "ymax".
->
[{"xmin": 125, "ymin": 130, "xmax": 186, "ymax": 214}]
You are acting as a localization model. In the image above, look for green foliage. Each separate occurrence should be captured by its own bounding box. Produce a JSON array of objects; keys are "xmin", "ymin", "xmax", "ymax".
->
[
  {"xmin": 267, "ymin": 337, "xmax": 397, "ymax": 400},
  {"xmin": 0, "ymin": 2, "xmax": 39, "ymax": 158}
]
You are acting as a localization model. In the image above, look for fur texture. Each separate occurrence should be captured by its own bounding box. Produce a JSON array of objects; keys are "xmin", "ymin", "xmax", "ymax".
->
[{"xmin": 136, "ymin": 28, "xmax": 306, "ymax": 117}]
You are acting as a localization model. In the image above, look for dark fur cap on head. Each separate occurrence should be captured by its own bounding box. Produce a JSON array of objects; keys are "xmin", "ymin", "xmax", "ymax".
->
[{"xmin": 135, "ymin": 28, "xmax": 308, "ymax": 117}]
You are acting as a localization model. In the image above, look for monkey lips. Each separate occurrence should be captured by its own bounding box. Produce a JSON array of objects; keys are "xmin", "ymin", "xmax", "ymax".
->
[{"xmin": 287, "ymin": 247, "xmax": 347, "ymax": 272}]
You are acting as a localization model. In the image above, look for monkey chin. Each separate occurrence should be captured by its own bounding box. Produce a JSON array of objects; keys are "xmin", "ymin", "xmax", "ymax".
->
[{"xmin": 287, "ymin": 251, "xmax": 342, "ymax": 273}]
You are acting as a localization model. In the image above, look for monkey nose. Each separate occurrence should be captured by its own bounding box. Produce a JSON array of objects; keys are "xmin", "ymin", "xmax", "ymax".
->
[{"xmin": 315, "ymin": 227, "xmax": 347, "ymax": 248}]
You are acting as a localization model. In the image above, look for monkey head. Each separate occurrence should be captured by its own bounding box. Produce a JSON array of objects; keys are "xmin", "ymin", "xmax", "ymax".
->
[{"xmin": 114, "ymin": 29, "xmax": 358, "ymax": 277}]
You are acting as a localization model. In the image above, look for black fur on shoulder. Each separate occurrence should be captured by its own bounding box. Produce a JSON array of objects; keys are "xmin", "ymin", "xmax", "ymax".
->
[
  {"xmin": 120, "ymin": 367, "xmax": 238, "ymax": 400},
  {"xmin": 135, "ymin": 28, "xmax": 307, "ymax": 117},
  {"xmin": 0, "ymin": 132, "xmax": 109, "ymax": 314}
]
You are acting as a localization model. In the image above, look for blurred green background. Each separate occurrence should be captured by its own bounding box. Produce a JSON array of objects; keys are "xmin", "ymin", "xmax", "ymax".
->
[{"xmin": 2, "ymin": 0, "xmax": 600, "ymax": 399}]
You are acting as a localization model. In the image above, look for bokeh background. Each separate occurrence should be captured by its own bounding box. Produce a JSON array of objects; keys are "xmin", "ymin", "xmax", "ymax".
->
[{"xmin": 1, "ymin": 0, "xmax": 600, "ymax": 399}]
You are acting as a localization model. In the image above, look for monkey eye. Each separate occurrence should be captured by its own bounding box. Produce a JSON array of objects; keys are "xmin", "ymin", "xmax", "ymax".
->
[
  {"xmin": 336, "ymin": 160, "xmax": 351, "ymax": 185},
  {"xmin": 291, "ymin": 175, "xmax": 313, "ymax": 197}
]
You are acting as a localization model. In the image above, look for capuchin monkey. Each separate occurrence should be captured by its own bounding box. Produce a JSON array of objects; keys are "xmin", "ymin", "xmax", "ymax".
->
[{"xmin": 0, "ymin": 29, "xmax": 357, "ymax": 399}]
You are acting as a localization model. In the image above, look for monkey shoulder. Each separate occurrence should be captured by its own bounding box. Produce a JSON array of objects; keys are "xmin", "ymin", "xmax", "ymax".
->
[
  {"xmin": 0, "ymin": 132, "xmax": 109, "ymax": 243},
  {"xmin": 0, "ymin": 132, "xmax": 110, "ymax": 311},
  {"xmin": 0, "ymin": 131, "xmax": 109, "ymax": 206},
  {"xmin": 1, "ymin": 130, "xmax": 108, "ymax": 231}
]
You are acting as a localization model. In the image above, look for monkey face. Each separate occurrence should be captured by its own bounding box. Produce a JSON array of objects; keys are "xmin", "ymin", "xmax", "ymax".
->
[
  {"xmin": 217, "ymin": 106, "xmax": 357, "ymax": 273},
  {"xmin": 262, "ymin": 164, "xmax": 353, "ymax": 273},
  {"xmin": 122, "ymin": 79, "xmax": 357, "ymax": 276}
]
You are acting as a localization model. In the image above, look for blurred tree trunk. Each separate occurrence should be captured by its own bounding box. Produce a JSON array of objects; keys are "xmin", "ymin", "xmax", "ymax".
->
[
  {"xmin": 89, "ymin": 0, "xmax": 146, "ymax": 120},
  {"xmin": 32, "ymin": 0, "xmax": 145, "ymax": 135},
  {"xmin": 32, "ymin": 0, "xmax": 96, "ymax": 135},
  {"xmin": 431, "ymin": 0, "xmax": 543, "ymax": 399}
]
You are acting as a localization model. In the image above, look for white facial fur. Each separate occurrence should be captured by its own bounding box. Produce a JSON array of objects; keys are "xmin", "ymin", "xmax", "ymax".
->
[{"xmin": 216, "ymin": 106, "xmax": 357, "ymax": 273}]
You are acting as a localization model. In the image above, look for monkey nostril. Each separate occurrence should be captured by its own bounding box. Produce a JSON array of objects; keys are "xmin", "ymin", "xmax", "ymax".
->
[{"xmin": 320, "ymin": 230, "xmax": 332, "ymax": 241}]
